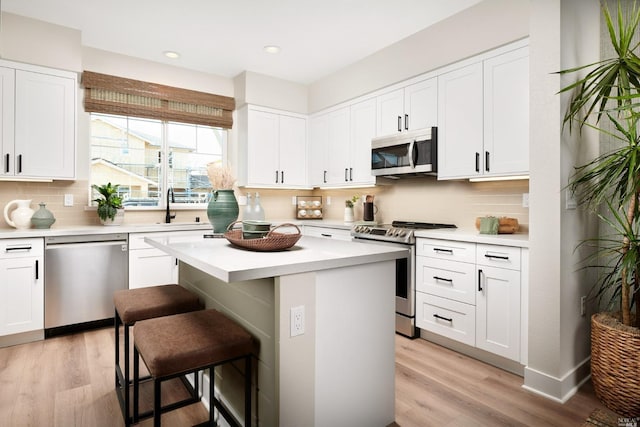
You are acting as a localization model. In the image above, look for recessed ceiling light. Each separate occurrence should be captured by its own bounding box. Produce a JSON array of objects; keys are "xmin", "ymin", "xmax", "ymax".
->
[
  {"xmin": 264, "ymin": 45, "xmax": 281, "ymax": 54},
  {"xmin": 163, "ymin": 51, "xmax": 180, "ymax": 59}
]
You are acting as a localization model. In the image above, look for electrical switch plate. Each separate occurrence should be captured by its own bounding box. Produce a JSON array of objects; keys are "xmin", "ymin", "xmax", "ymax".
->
[
  {"xmin": 290, "ymin": 305, "xmax": 305, "ymax": 337},
  {"xmin": 326, "ymin": 196, "xmax": 331, "ymax": 206},
  {"xmin": 64, "ymin": 194, "xmax": 74, "ymax": 206}
]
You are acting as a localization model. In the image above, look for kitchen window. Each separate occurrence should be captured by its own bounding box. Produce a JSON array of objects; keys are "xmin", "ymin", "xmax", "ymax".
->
[
  {"xmin": 81, "ymin": 71, "xmax": 234, "ymax": 209},
  {"xmin": 89, "ymin": 113, "xmax": 227, "ymax": 208}
]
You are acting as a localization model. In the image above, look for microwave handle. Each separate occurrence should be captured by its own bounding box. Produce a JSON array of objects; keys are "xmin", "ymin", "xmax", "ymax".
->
[{"xmin": 409, "ymin": 140, "xmax": 416, "ymax": 168}]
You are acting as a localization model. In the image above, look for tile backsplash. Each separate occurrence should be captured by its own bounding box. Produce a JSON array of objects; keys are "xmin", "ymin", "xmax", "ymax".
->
[{"xmin": 0, "ymin": 178, "xmax": 529, "ymax": 232}]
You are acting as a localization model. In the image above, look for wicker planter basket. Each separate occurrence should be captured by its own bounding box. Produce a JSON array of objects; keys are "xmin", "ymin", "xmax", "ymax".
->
[{"xmin": 591, "ymin": 312, "xmax": 640, "ymax": 417}]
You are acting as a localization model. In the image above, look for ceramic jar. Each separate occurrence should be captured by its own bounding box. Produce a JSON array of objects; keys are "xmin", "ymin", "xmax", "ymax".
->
[
  {"xmin": 3, "ymin": 199, "xmax": 35, "ymax": 229},
  {"xmin": 31, "ymin": 202, "xmax": 56, "ymax": 229},
  {"xmin": 207, "ymin": 189, "xmax": 239, "ymax": 233}
]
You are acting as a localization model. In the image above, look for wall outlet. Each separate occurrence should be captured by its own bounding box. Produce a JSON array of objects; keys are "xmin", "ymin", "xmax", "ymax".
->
[
  {"xmin": 64, "ymin": 193, "xmax": 74, "ymax": 206},
  {"xmin": 290, "ymin": 305, "xmax": 305, "ymax": 337},
  {"xmin": 522, "ymin": 193, "xmax": 529, "ymax": 208},
  {"xmin": 580, "ymin": 296, "xmax": 586, "ymax": 316},
  {"xmin": 326, "ymin": 196, "xmax": 331, "ymax": 206}
]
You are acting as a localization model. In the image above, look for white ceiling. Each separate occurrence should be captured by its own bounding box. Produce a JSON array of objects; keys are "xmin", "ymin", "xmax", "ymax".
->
[{"xmin": 1, "ymin": 0, "xmax": 481, "ymax": 84}]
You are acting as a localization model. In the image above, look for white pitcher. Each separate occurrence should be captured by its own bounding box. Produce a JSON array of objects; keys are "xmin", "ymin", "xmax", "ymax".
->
[{"xmin": 4, "ymin": 199, "xmax": 35, "ymax": 229}]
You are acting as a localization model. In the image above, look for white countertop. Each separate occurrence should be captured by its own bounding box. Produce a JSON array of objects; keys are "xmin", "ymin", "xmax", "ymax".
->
[
  {"xmin": 414, "ymin": 228, "xmax": 529, "ymax": 248},
  {"xmin": 145, "ymin": 234, "xmax": 408, "ymax": 283},
  {"xmin": 0, "ymin": 222, "xmax": 213, "ymax": 239}
]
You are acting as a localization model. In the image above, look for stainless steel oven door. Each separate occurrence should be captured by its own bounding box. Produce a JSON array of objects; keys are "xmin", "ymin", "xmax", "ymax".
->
[{"xmin": 352, "ymin": 237, "xmax": 416, "ymax": 338}]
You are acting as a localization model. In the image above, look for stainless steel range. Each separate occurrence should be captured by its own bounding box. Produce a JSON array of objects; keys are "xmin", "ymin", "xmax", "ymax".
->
[{"xmin": 351, "ymin": 220, "xmax": 456, "ymax": 338}]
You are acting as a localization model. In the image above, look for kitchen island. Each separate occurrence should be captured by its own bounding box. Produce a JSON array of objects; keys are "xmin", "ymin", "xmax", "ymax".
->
[{"xmin": 145, "ymin": 233, "xmax": 408, "ymax": 427}]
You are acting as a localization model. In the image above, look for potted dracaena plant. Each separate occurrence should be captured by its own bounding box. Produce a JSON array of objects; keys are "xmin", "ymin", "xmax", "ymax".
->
[
  {"xmin": 558, "ymin": 0, "xmax": 640, "ymax": 417},
  {"xmin": 92, "ymin": 182, "xmax": 124, "ymax": 225}
]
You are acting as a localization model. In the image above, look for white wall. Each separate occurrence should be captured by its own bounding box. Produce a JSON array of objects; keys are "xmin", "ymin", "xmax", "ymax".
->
[
  {"xmin": 234, "ymin": 71, "xmax": 308, "ymax": 114},
  {"xmin": 308, "ymin": 0, "xmax": 530, "ymax": 112},
  {"xmin": 525, "ymin": 0, "xmax": 599, "ymax": 401}
]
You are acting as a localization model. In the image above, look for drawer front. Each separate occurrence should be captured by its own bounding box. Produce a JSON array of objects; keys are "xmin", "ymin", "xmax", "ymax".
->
[
  {"xmin": 0, "ymin": 238, "xmax": 44, "ymax": 258},
  {"xmin": 416, "ymin": 238, "xmax": 476, "ymax": 264},
  {"xmin": 303, "ymin": 226, "xmax": 351, "ymax": 241},
  {"xmin": 476, "ymin": 244, "xmax": 521, "ymax": 270},
  {"xmin": 416, "ymin": 256, "xmax": 476, "ymax": 305},
  {"xmin": 416, "ymin": 292, "xmax": 475, "ymax": 346}
]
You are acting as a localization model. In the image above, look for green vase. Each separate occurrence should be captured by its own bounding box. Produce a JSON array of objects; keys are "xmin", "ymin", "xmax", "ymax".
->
[
  {"xmin": 31, "ymin": 202, "xmax": 56, "ymax": 229},
  {"xmin": 207, "ymin": 189, "xmax": 239, "ymax": 233}
]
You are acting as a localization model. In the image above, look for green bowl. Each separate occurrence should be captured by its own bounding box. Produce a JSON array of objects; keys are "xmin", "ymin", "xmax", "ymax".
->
[
  {"xmin": 242, "ymin": 230, "xmax": 269, "ymax": 240},
  {"xmin": 242, "ymin": 220, "xmax": 271, "ymax": 232}
]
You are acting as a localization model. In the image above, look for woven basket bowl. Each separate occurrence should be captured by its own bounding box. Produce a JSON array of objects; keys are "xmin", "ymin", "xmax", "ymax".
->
[
  {"xmin": 224, "ymin": 222, "xmax": 301, "ymax": 251},
  {"xmin": 590, "ymin": 312, "xmax": 640, "ymax": 417}
]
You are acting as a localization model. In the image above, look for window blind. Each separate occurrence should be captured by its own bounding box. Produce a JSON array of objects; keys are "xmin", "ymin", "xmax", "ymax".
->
[{"xmin": 82, "ymin": 71, "xmax": 235, "ymax": 128}]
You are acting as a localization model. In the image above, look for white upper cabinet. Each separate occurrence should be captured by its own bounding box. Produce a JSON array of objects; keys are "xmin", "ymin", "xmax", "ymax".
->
[
  {"xmin": 438, "ymin": 43, "xmax": 529, "ymax": 180},
  {"xmin": 437, "ymin": 62, "xmax": 484, "ymax": 180},
  {"xmin": 1, "ymin": 61, "xmax": 76, "ymax": 180},
  {"xmin": 309, "ymin": 98, "xmax": 376, "ymax": 187},
  {"xmin": 377, "ymin": 77, "xmax": 437, "ymax": 136},
  {"xmin": 237, "ymin": 105, "xmax": 308, "ymax": 188},
  {"xmin": 483, "ymin": 46, "xmax": 529, "ymax": 177}
]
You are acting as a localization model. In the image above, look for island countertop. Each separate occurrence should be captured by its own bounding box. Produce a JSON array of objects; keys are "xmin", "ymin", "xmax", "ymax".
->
[{"xmin": 145, "ymin": 234, "xmax": 409, "ymax": 283}]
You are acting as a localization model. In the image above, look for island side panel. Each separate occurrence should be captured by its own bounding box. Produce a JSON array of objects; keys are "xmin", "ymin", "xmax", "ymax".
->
[
  {"xmin": 315, "ymin": 261, "xmax": 396, "ymax": 427},
  {"xmin": 179, "ymin": 262, "xmax": 276, "ymax": 427},
  {"xmin": 275, "ymin": 272, "xmax": 317, "ymax": 427}
]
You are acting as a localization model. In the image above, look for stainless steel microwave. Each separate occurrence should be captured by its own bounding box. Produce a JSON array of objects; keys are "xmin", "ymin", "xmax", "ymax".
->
[{"xmin": 371, "ymin": 127, "xmax": 437, "ymax": 177}]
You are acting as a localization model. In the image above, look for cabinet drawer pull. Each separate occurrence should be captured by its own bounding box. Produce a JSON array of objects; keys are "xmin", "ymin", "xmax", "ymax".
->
[
  {"xmin": 321, "ymin": 233, "xmax": 332, "ymax": 238},
  {"xmin": 433, "ymin": 314, "xmax": 453, "ymax": 322},
  {"xmin": 484, "ymin": 254, "xmax": 509, "ymax": 260},
  {"xmin": 397, "ymin": 116, "xmax": 402, "ymax": 132},
  {"xmin": 5, "ymin": 246, "xmax": 33, "ymax": 252},
  {"xmin": 433, "ymin": 276, "xmax": 453, "ymax": 283},
  {"xmin": 433, "ymin": 248, "xmax": 453, "ymax": 254},
  {"xmin": 478, "ymin": 268, "xmax": 484, "ymax": 291}
]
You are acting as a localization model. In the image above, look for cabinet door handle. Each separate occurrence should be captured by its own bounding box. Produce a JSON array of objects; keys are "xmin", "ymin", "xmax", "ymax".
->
[
  {"xmin": 475, "ymin": 152, "xmax": 480, "ymax": 173},
  {"xmin": 175, "ymin": 258, "xmax": 178, "ymax": 266},
  {"xmin": 404, "ymin": 114, "xmax": 409, "ymax": 130},
  {"xmin": 35, "ymin": 260, "xmax": 39, "ymax": 280},
  {"xmin": 344, "ymin": 168, "xmax": 348, "ymax": 181},
  {"xmin": 433, "ymin": 314, "xmax": 453, "ymax": 322},
  {"xmin": 485, "ymin": 151, "xmax": 490, "ymax": 172},
  {"xmin": 18, "ymin": 154, "xmax": 22, "ymax": 173},
  {"xmin": 433, "ymin": 248, "xmax": 453, "ymax": 254},
  {"xmin": 478, "ymin": 269, "xmax": 484, "ymax": 291},
  {"xmin": 433, "ymin": 276, "xmax": 453, "ymax": 283},
  {"xmin": 281, "ymin": 171, "xmax": 284, "ymax": 183},
  {"xmin": 275, "ymin": 170, "xmax": 279, "ymax": 183},
  {"xmin": 4, "ymin": 153, "xmax": 8, "ymax": 173},
  {"xmin": 397, "ymin": 116, "xmax": 402, "ymax": 132},
  {"xmin": 323, "ymin": 170, "xmax": 327, "ymax": 183},
  {"xmin": 349, "ymin": 167, "xmax": 353, "ymax": 181},
  {"xmin": 484, "ymin": 254, "xmax": 509, "ymax": 260}
]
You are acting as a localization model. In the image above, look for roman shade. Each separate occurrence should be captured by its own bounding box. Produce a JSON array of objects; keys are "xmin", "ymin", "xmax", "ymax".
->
[{"xmin": 82, "ymin": 71, "xmax": 235, "ymax": 128}]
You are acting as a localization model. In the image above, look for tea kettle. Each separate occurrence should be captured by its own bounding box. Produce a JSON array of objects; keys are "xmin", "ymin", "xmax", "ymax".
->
[{"xmin": 4, "ymin": 199, "xmax": 35, "ymax": 229}]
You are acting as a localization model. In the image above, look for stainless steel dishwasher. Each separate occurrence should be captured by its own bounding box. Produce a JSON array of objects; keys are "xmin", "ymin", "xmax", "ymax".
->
[{"xmin": 44, "ymin": 233, "xmax": 128, "ymax": 333}]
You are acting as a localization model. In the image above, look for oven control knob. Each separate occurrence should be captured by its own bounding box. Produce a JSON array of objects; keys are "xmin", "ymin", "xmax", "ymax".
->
[
  {"xmin": 354, "ymin": 226, "xmax": 361, "ymax": 233},
  {"xmin": 398, "ymin": 229, "xmax": 406, "ymax": 237}
]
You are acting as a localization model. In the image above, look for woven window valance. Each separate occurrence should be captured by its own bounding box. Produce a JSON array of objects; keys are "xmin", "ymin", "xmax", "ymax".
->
[{"xmin": 82, "ymin": 71, "xmax": 235, "ymax": 128}]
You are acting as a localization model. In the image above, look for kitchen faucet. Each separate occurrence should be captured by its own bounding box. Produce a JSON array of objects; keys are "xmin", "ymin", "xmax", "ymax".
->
[{"xmin": 165, "ymin": 187, "xmax": 176, "ymax": 223}]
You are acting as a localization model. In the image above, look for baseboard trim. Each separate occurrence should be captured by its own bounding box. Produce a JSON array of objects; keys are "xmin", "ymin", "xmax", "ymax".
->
[{"xmin": 522, "ymin": 356, "xmax": 591, "ymax": 403}]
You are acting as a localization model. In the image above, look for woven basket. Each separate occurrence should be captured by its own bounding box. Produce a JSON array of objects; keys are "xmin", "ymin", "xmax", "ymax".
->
[
  {"xmin": 224, "ymin": 223, "xmax": 301, "ymax": 251},
  {"xmin": 591, "ymin": 312, "xmax": 640, "ymax": 417}
]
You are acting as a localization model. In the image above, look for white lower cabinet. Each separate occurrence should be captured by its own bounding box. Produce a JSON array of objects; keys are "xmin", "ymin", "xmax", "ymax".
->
[
  {"xmin": 128, "ymin": 230, "xmax": 203, "ymax": 289},
  {"xmin": 302, "ymin": 225, "xmax": 352, "ymax": 241},
  {"xmin": 0, "ymin": 238, "xmax": 44, "ymax": 336},
  {"xmin": 416, "ymin": 237, "xmax": 524, "ymax": 362}
]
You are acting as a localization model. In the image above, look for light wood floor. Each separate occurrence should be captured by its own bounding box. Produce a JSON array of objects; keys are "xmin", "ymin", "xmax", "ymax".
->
[{"xmin": 0, "ymin": 327, "xmax": 608, "ymax": 426}]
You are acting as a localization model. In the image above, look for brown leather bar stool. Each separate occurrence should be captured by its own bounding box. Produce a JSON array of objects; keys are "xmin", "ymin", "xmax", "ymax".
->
[
  {"xmin": 133, "ymin": 309, "xmax": 254, "ymax": 427},
  {"xmin": 113, "ymin": 284, "xmax": 203, "ymax": 425}
]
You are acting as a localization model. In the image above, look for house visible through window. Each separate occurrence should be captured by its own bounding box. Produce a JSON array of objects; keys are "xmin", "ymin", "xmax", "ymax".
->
[{"xmin": 90, "ymin": 113, "xmax": 226, "ymax": 208}]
